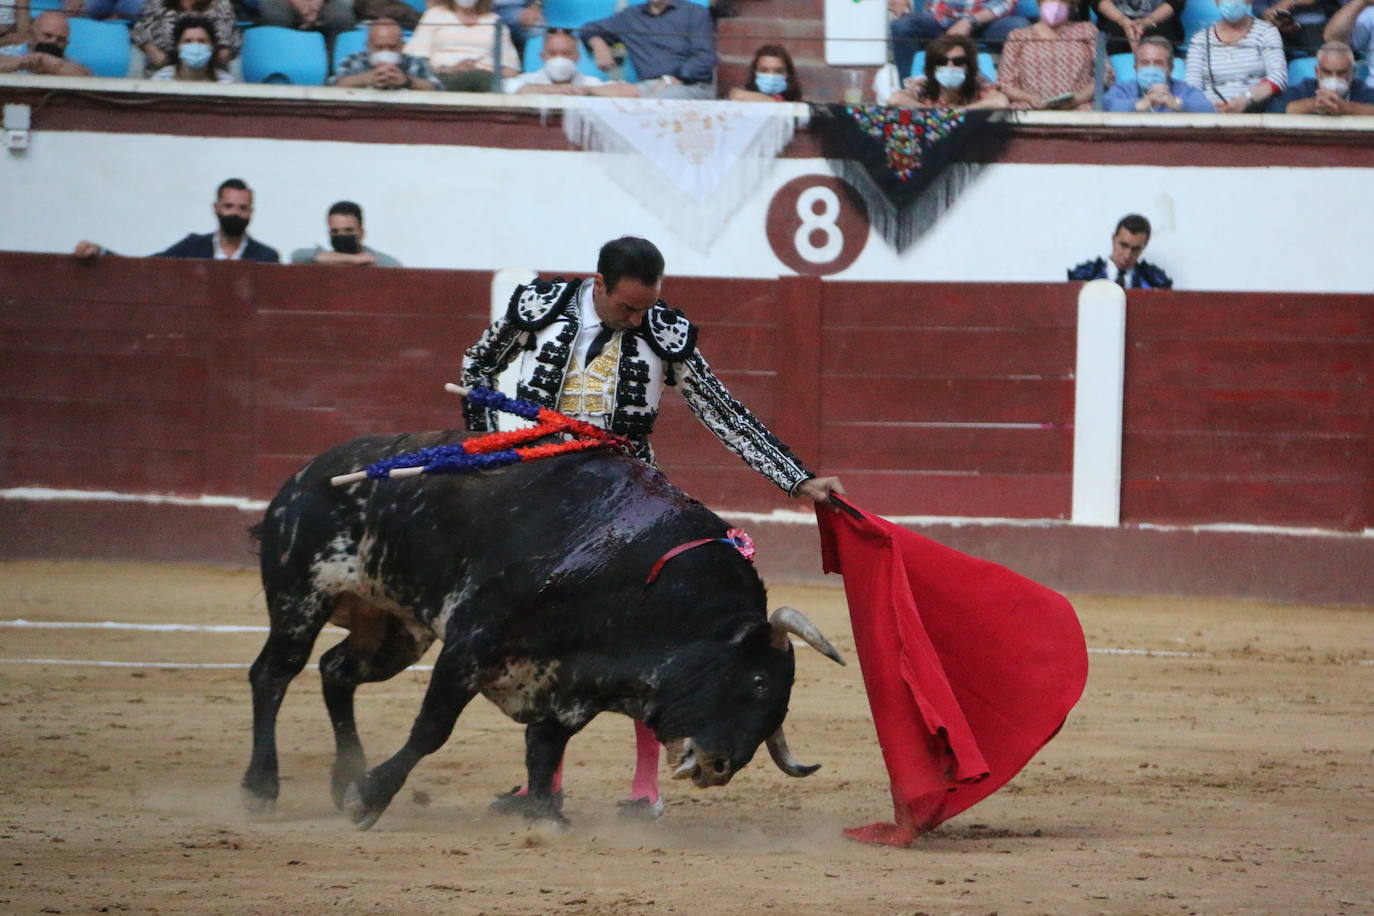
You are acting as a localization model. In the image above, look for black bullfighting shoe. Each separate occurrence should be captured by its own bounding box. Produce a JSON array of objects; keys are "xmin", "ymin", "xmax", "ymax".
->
[{"xmin": 489, "ymin": 786, "xmax": 564, "ymax": 817}]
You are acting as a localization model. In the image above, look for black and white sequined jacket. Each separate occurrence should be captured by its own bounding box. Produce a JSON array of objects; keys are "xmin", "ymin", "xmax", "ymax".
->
[{"xmin": 460, "ymin": 276, "xmax": 813, "ymax": 495}]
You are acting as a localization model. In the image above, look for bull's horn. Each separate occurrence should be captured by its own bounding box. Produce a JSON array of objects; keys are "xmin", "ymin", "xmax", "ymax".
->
[
  {"xmin": 769, "ymin": 606, "xmax": 846, "ymax": 666},
  {"xmin": 766, "ymin": 726, "xmax": 820, "ymax": 778}
]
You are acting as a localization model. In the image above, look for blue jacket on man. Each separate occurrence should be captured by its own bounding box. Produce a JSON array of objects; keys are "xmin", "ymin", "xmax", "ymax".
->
[
  {"xmin": 156, "ymin": 232, "xmax": 280, "ymax": 262},
  {"xmin": 1103, "ymin": 78, "xmax": 1216, "ymax": 113}
]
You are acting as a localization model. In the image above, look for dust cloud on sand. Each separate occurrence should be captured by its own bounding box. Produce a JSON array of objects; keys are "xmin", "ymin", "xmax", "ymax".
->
[{"xmin": 1, "ymin": 560, "xmax": 1371, "ymax": 915}]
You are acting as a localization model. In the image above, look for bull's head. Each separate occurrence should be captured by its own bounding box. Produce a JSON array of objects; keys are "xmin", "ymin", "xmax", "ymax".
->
[{"xmin": 649, "ymin": 607, "xmax": 844, "ymax": 788}]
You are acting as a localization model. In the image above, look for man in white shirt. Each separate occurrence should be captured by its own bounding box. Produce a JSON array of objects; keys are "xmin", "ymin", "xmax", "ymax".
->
[{"xmin": 501, "ymin": 27, "xmax": 635, "ymax": 96}]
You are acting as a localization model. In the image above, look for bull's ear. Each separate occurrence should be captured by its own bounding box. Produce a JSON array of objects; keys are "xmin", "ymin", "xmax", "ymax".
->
[{"xmin": 725, "ymin": 619, "xmax": 772, "ymax": 651}]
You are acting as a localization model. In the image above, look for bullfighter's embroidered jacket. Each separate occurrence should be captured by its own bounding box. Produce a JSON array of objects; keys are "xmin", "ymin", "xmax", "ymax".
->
[{"xmin": 461, "ymin": 276, "xmax": 813, "ymax": 494}]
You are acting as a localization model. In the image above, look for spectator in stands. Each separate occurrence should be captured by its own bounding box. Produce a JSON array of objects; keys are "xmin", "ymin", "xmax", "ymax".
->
[
  {"xmin": 1255, "ymin": 0, "xmax": 1339, "ymax": 55},
  {"xmin": 1277, "ymin": 39, "xmax": 1374, "ymax": 113},
  {"xmin": 0, "ymin": 11, "xmax": 93, "ymax": 76},
  {"xmin": 1103, "ymin": 35, "xmax": 1215, "ymax": 110},
  {"xmin": 997, "ymin": 0, "xmax": 1106, "ymax": 110},
  {"xmin": 1067, "ymin": 213, "xmax": 1173, "ymax": 288},
  {"xmin": 1324, "ymin": 0, "xmax": 1374, "ymax": 72},
  {"xmin": 258, "ymin": 0, "xmax": 356, "ymax": 41},
  {"xmin": 1185, "ymin": 0, "xmax": 1286, "ymax": 111},
  {"xmin": 886, "ymin": 35, "xmax": 1009, "ymax": 107},
  {"xmin": 502, "ymin": 27, "xmax": 636, "ymax": 96},
  {"xmin": 728, "ymin": 43, "xmax": 804, "ymax": 101},
  {"xmin": 888, "ymin": 0, "xmax": 1029, "ymax": 83},
  {"xmin": 579, "ymin": 0, "xmax": 718, "ymax": 99},
  {"xmin": 491, "ymin": 0, "xmax": 543, "ymax": 54},
  {"xmin": 151, "ymin": 15, "xmax": 235, "ymax": 82},
  {"xmin": 330, "ymin": 17, "xmax": 439, "ymax": 90},
  {"xmin": 74, "ymin": 178, "xmax": 280, "ymax": 262},
  {"xmin": 1090, "ymin": 0, "xmax": 1183, "ymax": 55},
  {"xmin": 291, "ymin": 201, "xmax": 402, "ymax": 267},
  {"xmin": 405, "ymin": 0, "xmax": 518, "ymax": 92},
  {"xmin": 131, "ymin": 0, "xmax": 239, "ymax": 73}
]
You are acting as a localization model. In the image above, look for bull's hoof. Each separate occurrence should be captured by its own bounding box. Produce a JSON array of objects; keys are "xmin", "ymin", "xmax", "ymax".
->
[
  {"xmin": 331, "ymin": 757, "xmax": 367, "ymax": 812},
  {"xmin": 240, "ymin": 783, "xmax": 277, "ymax": 816},
  {"xmin": 342, "ymin": 782, "xmax": 385, "ymax": 831},
  {"xmin": 616, "ymin": 797, "xmax": 666, "ymax": 823},
  {"xmin": 489, "ymin": 787, "xmax": 564, "ymax": 819}
]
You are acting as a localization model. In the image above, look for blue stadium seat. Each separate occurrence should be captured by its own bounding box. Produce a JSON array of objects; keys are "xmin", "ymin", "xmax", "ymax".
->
[
  {"xmin": 400, "ymin": 0, "xmax": 426, "ymax": 12},
  {"xmin": 911, "ymin": 50, "xmax": 998, "ymax": 83},
  {"xmin": 1181, "ymin": 0, "xmax": 1221, "ymax": 42},
  {"xmin": 1015, "ymin": 0, "xmax": 1040, "ymax": 21},
  {"xmin": 1287, "ymin": 56, "xmax": 1317, "ymax": 86},
  {"xmin": 241, "ymin": 26, "xmax": 327, "ymax": 85},
  {"xmin": 1109, "ymin": 52, "xmax": 1187, "ymax": 83},
  {"xmin": 67, "ymin": 18, "xmax": 132, "ymax": 78},
  {"xmin": 521, "ymin": 31, "xmax": 614, "ymax": 78},
  {"xmin": 28, "ymin": 0, "xmax": 65, "ymax": 10},
  {"xmin": 332, "ymin": 27, "xmax": 367, "ymax": 72},
  {"xmin": 542, "ymin": 0, "xmax": 618, "ymax": 28}
]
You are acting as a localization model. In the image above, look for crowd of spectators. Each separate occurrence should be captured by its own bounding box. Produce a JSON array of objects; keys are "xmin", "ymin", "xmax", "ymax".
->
[{"xmin": 1, "ymin": 0, "xmax": 1371, "ymax": 115}]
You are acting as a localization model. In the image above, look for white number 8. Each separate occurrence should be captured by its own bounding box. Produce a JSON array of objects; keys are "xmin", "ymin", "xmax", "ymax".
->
[{"xmin": 793, "ymin": 186, "xmax": 844, "ymax": 264}]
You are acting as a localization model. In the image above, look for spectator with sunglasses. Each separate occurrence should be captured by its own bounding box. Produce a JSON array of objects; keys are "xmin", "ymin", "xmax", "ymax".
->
[
  {"xmin": 886, "ymin": 35, "xmax": 1009, "ymax": 107},
  {"xmin": 888, "ymin": 0, "xmax": 1029, "ymax": 82}
]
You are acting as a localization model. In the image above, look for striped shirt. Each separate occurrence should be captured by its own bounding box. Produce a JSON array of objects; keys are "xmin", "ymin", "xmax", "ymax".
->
[{"xmin": 1185, "ymin": 19, "xmax": 1286, "ymax": 106}]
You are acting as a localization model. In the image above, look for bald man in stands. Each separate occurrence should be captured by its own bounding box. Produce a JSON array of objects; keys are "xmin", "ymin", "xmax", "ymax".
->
[{"xmin": 0, "ymin": 11, "xmax": 93, "ymax": 76}]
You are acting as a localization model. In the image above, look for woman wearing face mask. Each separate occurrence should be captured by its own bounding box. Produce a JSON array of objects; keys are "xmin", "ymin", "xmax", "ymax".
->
[
  {"xmin": 404, "ymin": 0, "xmax": 519, "ymax": 92},
  {"xmin": 151, "ymin": 16, "xmax": 234, "ymax": 82},
  {"xmin": 886, "ymin": 35, "xmax": 1008, "ymax": 108},
  {"xmin": 1185, "ymin": 0, "xmax": 1286, "ymax": 111},
  {"xmin": 729, "ymin": 44, "xmax": 804, "ymax": 101},
  {"xmin": 1092, "ymin": 0, "xmax": 1183, "ymax": 55},
  {"xmin": 997, "ymin": 0, "xmax": 1108, "ymax": 109},
  {"xmin": 130, "ymin": 0, "xmax": 240, "ymax": 74}
]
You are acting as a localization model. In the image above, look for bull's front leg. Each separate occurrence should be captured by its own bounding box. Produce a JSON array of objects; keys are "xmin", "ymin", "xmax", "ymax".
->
[
  {"xmin": 342, "ymin": 639, "xmax": 478, "ymax": 831},
  {"xmin": 522, "ymin": 720, "xmax": 578, "ymax": 826}
]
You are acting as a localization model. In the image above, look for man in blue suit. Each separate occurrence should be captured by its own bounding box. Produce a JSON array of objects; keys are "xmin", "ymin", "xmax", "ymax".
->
[
  {"xmin": 1067, "ymin": 213, "xmax": 1173, "ymax": 289},
  {"xmin": 75, "ymin": 178, "xmax": 279, "ymax": 262}
]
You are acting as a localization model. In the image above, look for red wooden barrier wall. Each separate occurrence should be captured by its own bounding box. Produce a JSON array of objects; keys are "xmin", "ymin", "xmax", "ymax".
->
[{"xmin": 2, "ymin": 253, "xmax": 1370, "ymax": 531}]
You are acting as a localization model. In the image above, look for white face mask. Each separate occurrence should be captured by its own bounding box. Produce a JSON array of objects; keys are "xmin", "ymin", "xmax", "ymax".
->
[
  {"xmin": 934, "ymin": 65, "xmax": 965, "ymax": 90},
  {"xmin": 371, "ymin": 49, "xmax": 401, "ymax": 66},
  {"xmin": 1318, "ymin": 75, "xmax": 1350, "ymax": 96},
  {"xmin": 543, "ymin": 55, "xmax": 577, "ymax": 82}
]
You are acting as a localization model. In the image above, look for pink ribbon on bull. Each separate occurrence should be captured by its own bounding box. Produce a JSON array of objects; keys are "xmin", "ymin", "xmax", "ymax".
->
[{"xmin": 645, "ymin": 528, "xmax": 755, "ymax": 585}]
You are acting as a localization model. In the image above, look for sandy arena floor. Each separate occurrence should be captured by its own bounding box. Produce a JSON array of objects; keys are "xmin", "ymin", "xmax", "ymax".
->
[{"xmin": 0, "ymin": 560, "xmax": 1371, "ymax": 915}]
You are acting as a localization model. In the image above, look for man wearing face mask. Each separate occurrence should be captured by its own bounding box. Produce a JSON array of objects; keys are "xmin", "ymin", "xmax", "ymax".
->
[
  {"xmin": 290, "ymin": 201, "xmax": 402, "ymax": 267},
  {"xmin": 329, "ymin": 18, "xmax": 439, "ymax": 91},
  {"xmin": 74, "ymin": 178, "xmax": 280, "ymax": 263},
  {"xmin": 502, "ymin": 27, "xmax": 635, "ymax": 96},
  {"xmin": 1067, "ymin": 213, "xmax": 1173, "ymax": 289},
  {"xmin": 0, "ymin": 11, "xmax": 93, "ymax": 76},
  {"xmin": 1103, "ymin": 36, "xmax": 1215, "ymax": 111},
  {"xmin": 1278, "ymin": 40, "xmax": 1374, "ymax": 113}
]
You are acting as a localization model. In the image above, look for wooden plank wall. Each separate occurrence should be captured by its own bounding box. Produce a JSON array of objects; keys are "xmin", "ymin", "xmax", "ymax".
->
[
  {"xmin": 1122, "ymin": 292, "xmax": 1374, "ymax": 530},
  {"xmin": 2, "ymin": 253, "xmax": 1370, "ymax": 531}
]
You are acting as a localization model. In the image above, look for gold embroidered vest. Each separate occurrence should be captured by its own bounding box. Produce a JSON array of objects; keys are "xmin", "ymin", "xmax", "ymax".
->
[{"xmin": 558, "ymin": 332, "xmax": 621, "ymax": 421}]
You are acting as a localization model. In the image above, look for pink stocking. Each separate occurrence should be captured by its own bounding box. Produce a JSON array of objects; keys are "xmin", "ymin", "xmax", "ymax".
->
[{"xmin": 629, "ymin": 720, "xmax": 661, "ymax": 802}]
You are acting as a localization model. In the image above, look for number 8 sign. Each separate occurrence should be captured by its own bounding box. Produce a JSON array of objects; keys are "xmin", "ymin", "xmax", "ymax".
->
[{"xmin": 766, "ymin": 175, "xmax": 869, "ymax": 276}]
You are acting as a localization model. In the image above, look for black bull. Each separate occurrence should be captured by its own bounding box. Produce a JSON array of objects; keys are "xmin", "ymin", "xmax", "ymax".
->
[{"xmin": 241, "ymin": 430, "xmax": 844, "ymax": 828}]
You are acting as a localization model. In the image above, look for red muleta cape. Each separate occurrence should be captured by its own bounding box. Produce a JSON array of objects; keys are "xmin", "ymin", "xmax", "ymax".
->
[{"xmin": 816, "ymin": 503, "xmax": 1088, "ymax": 847}]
